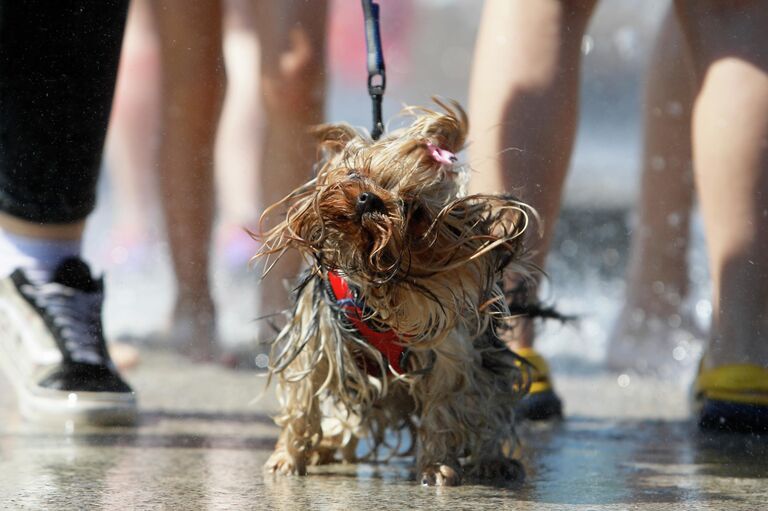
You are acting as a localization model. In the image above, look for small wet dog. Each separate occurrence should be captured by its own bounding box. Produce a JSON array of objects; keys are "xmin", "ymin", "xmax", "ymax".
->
[{"xmin": 256, "ymin": 100, "xmax": 534, "ymax": 486}]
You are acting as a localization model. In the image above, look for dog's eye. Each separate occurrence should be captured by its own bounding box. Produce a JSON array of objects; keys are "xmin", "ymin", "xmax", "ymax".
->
[
  {"xmin": 347, "ymin": 169, "xmax": 362, "ymax": 179},
  {"xmin": 406, "ymin": 203, "xmax": 428, "ymax": 222}
]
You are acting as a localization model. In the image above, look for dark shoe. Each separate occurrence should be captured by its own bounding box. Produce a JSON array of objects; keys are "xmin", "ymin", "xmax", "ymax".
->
[
  {"xmin": 515, "ymin": 347, "xmax": 563, "ymax": 421},
  {"xmin": 694, "ymin": 363, "xmax": 768, "ymax": 433},
  {"xmin": 0, "ymin": 258, "xmax": 137, "ymax": 425}
]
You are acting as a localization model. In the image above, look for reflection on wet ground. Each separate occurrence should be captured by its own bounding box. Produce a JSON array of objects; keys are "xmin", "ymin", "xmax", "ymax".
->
[
  {"xmin": 2, "ymin": 353, "xmax": 767, "ymax": 510},
  {"xmin": 520, "ymin": 418, "xmax": 768, "ymax": 507}
]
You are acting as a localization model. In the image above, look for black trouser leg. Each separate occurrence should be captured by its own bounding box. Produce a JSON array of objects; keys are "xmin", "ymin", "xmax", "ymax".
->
[{"xmin": 0, "ymin": 1, "xmax": 129, "ymax": 223}]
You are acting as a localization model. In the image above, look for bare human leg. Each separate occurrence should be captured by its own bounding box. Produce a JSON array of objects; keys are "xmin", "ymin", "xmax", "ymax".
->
[
  {"xmin": 675, "ymin": 0, "xmax": 768, "ymax": 370},
  {"xmin": 469, "ymin": 0, "xmax": 597, "ymax": 420},
  {"xmin": 606, "ymin": 6, "xmax": 700, "ymax": 376},
  {"xmin": 253, "ymin": 0, "xmax": 327, "ymax": 341},
  {"xmin": 104, "ymin": 0, "xmax": 162, "ymax": 268},
  {"xmin": 216, "ymin": 0, "xmax": 263, "ymax": 271},
  {"xmin": 469, "ymin": 0, "xmax": 597, "ymax": 350},
  {"xmin": 152, "ymin": 0, "xmax": 225, "ymax": 361}
]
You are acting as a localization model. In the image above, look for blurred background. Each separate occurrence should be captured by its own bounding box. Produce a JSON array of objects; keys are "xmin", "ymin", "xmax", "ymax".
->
[{"xmin": 86, "ymin": 0, "xmax": 708, "ymax": 381}]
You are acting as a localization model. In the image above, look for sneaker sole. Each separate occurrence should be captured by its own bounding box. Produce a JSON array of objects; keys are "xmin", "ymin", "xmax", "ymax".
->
[
  {"xmin": 0, "ymin": 282, "xmax": 137, "ymax": 427},
  {"xmin": 698, "ymin": 398, "xmax": 768, "ymax": 433}
]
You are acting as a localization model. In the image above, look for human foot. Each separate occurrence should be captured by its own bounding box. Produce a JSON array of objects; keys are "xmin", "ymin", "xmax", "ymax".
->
[
  {"xmin": 606, "ymin": 305, "xmax": 704, "ymax": 378},
  {"xmin": 166, "ymin": 299, "xmax": 219, "ymax": 362}
]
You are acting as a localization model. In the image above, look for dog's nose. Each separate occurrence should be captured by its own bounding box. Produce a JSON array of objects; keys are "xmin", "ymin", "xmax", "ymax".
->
[{"xmin": 356, "ymin": 192, "xmax": 387, "ymax": 215}]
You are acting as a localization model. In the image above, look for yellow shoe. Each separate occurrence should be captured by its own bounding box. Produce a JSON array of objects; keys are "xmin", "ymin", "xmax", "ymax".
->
[
  {"xmin": 694, "ymin": 363, "xmax": 768, "ymax": 432},
  {"xmin": 515, "ymin": 347, "xmax": 563, "ymax": 421}
]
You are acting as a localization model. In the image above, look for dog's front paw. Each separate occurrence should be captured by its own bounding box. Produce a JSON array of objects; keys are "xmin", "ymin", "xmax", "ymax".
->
[
  {"xmin": 420, "ymin": 464, "xmax": 461, "ymax": 486},
  {"xmin": 265, "ymin": 449, "xmax": 307, "ymax": 476},
  {"xmin": 308, "ymin": 445, "xmax": 338, "ymax": 466}
]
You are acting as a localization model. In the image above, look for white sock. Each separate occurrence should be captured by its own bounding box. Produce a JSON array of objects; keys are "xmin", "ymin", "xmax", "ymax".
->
[{"xmin": 0, "ymin": 229, "xmax": 82, "ymax": 284}]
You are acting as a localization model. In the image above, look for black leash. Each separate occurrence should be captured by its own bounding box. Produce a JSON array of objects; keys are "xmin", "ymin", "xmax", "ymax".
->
[{"xmin": 361, "ymin": 0, "xmax": 386, "ymax": 140}]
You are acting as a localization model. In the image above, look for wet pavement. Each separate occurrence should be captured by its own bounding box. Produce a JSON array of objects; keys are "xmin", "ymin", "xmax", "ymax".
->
[
  {"xmin": 1, "ymin": 208, "xmax": 766, "ymax": 509},
  {"xmin": 2, "ymin": 352, "xmax": 767, "ymax": 510}
]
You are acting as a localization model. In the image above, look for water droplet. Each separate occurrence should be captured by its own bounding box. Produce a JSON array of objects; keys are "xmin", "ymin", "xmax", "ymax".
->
[
  {"xmin": 581, "ymin": 34, "xmax": 594, "ymax": 56},
  {"xmin": 613, "ymin": 26, "xmax": 637, "ymax": 61},
  {"xmin": 665, "ymin": 101, "xmax": 683, "ymax": 118},
  {"xmin": 672, "ymin": 346, "xmax": 686, "ymax": 361},
  {"xmin": 255, "ymin": 353, "xmax": 270, "ymax": 368},
  {"xmin": 695, "ymin": 299, "xmax": 712, "ymax": 321},
  {"xmin": 667, "ymin": 212, "xmax": 681, "ymax": 227},
  {"xmin": 617, "ymin": 374, "xmax": 631, "ymax": 388},
  {"xmin": 665, "ymin": 291, "xmax": 681, "ymax": 308}
]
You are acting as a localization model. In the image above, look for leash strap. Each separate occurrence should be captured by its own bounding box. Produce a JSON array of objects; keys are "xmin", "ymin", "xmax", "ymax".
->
[{"xmin": 361, "ymin": 0, "xmax": 386, "ymax": 140}]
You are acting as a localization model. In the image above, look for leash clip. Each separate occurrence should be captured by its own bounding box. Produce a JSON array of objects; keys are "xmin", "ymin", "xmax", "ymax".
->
[{"xmin": 362, "ymin": 0, "xmax": 386, "ymax": 140}]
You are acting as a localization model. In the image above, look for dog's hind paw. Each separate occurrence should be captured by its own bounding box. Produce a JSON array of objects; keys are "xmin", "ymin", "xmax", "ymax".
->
[
  {"xmin": 265, "ymin": 450, "xmax": 306, "ymax": 476},
  {"xmin": 420, "ymin": 464, "xmax": 461, "ymax": 486},
  {"xmin": 470, "ymin": 458, "xmax": 525, "ymax": 482}
]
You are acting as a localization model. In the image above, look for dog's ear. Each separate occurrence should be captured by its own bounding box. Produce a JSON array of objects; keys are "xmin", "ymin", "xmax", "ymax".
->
[
  {"xmin": 422, "ymin": 98, "xmax": 468, "ymax": 155},
  {"xmin": 311, "ymin": 123, "xmax": 358, "ymax": 157}
]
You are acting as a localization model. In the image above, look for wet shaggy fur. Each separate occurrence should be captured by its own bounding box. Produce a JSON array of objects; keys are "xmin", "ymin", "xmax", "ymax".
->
[{"xmin": 255, "ymin": 100, "xmax": 535, "ymax": 486}]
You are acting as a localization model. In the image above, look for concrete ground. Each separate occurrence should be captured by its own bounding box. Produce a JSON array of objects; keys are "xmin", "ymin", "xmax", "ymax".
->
[{"xmin": 1, "ymin": 351, "xmax": 767, "ymax": 510}]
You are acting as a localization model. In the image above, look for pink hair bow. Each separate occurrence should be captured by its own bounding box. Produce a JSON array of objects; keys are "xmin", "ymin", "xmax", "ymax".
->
[{"xmin": 426, "ymin": 142, "xmax": 457, "ymax": 165}]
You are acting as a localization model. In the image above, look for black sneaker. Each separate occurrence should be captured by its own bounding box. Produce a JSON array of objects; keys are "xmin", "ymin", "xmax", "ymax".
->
[{"xmin": 0, "ymin": 257, "xmax": 137, "ymax": 425}]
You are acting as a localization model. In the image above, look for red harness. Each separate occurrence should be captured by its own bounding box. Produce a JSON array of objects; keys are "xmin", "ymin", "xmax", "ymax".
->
[{"xmin": 326, "ymin": 270, "xmax": 407, "ymax": 375}]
